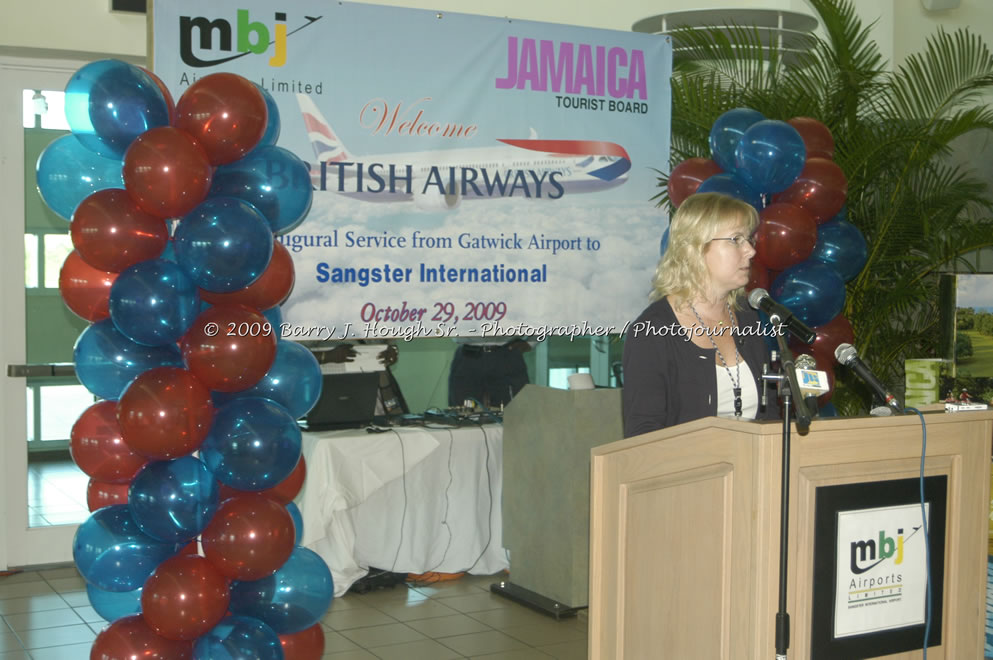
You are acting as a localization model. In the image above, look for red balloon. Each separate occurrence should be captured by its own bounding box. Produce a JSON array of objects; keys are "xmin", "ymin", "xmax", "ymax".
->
[
  {"xmin": 773, "ymin": 157, "xmax": 848, "ymax": 222},
  {"xmin": 71, "ymin": 189, "xmax": 169, "ymax": 272},
  {"xmin": 263, "ymin": 455, "xmax": 307, "ymax": 504},
  {"xmin": 142, "ymin": 555, "xmax": 230, "ymax": 641},
  {"xmin": 59, "ymin": 250, "xmax": 116, "ymax": 322},
  {"xmin": 219, "ymin": 455, "xmax": 308, "ymax": 504},
  {"xmin": 123, "ymin": 126, "xmax": 212, "ymax": 219},
  {"xmin": 804, "ymin": 313, "xmax": 854, "ymax": 362},
  {"xmin": 202, "ymin": 494, "xmax": 295, "ymax": 580},
  {"xmin": 71, "ymin": 400, "xmax": 148, "ymax": 483},
  {"xmin": 174, "ymin": 73, "xmax": 268, "ymax": 165},
  {"xmin": 787, "ymin": 117, "xmax": 835, "ymax": 160},
  {"xmin": 181, "ymin": 305, "xmax": 277, "ymax": 392},
  {"xmin": 178, "ymin": 539, "xmax": 201, "ymax": 556},
  {"xmin": 746, "ymin": 260, "xmax": 770, "ymax": 293},
  {"xmin": 90, "ymin": 615, "xmax": 193, "ymax": 660},
  {"xmin": 87, "ymin": 478, "xmax": 131, "ymax": 511},
  {"xmin": 139, "ymin": 67, "xmax": 176, "ymax": 124},
  {"xmin": 755, "ymin": 203, "xmax": 818, "ymax": 270},
  {"xmin": 280, "ymin": 624, "xmax": 326, "ymax": 660},
  {"xmin": 200, "ymin": 241, "xmax": 295, "ymax": 310},
  {"xmin": 118, "ymin": 367, "xmax": 214, "ymax": 459},
  {"xmin": 668, "ymin": 157, "xmax": 723, "ymax": 207}
]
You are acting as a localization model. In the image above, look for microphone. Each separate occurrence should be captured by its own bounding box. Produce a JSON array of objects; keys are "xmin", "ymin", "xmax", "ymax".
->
[
  {"xmin": 747, "ymin": 288, "xmax": 816, "ymax": 345},
  {"xmin": 834, "ymin": 343, "xmax": 903, "ymax": 413},
  {"xmin": 794, "ymin": 354, "xmax": 831, "ymax": 400}
]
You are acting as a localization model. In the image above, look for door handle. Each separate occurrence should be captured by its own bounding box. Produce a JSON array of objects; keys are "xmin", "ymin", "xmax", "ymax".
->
[{"xmin": 6, "ymin": 363, "xmax": 76, "ymax": 378}]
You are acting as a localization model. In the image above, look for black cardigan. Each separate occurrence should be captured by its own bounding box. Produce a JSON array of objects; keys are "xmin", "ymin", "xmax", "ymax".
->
[{"xmin": 622, "ymin": 296, "xmax": 780, "ymax": 438}]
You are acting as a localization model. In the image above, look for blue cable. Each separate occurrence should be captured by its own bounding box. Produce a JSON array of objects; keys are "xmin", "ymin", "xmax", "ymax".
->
[{"xmin": 906, "ymin": 407, "xmax": 931, "ymax": 658}]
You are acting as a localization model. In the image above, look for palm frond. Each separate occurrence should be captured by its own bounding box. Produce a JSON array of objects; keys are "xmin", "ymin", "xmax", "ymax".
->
[{"xmin": 885, "ymin": 28, "xmax": 993, "ymax": 121}]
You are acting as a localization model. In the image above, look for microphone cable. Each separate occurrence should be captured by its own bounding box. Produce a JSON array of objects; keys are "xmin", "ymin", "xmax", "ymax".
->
[{"xmin": 906, "ymin": 407, "xmax": 932, "ymax": 659}]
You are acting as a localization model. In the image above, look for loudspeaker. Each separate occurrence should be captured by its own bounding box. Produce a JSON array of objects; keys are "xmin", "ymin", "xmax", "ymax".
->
[{"xmin": 110, "ymin": 0, "xmax": 147, "ymax": 14}]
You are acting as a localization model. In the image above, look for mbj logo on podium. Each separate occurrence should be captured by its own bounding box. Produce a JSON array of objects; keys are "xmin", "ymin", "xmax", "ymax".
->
[
  {"xmin": 850, "ymin": 527, "xmax": 905, "ymax": 574},
  {"xmin": 179, "ymin": 10, "xmax": 322, "ymax": 68}
]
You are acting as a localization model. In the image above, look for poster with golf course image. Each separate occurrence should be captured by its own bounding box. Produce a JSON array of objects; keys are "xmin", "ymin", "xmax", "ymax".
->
[{"xmin": 955, "ymin": 274, "xmax": 993, "ymax": 380}]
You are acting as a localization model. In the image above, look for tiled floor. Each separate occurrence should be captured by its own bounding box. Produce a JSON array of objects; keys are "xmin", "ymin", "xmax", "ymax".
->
[
  {"xmin": 0, "ymin": 568, "xmax": 587, "ymax": 659},
  {"xmin": 13, "ymin": 461, "xmax": 587, "ymax": 658},
  {"xmin": 26, "ymin": 459, "xmax": 88, "ymax": 528}
]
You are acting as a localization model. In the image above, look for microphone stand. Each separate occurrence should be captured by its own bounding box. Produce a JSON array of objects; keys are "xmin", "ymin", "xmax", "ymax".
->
[{"xmin": 761, "ymin": 320, "xmax": 813, "ymax": 660}]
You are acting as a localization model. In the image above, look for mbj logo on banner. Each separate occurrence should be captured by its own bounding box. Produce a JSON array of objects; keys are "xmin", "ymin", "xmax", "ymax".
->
[
  {"xmin": 179, "ymin": 9, "xmax": 322, "ymax": 68},
  {"xmin": 835, "ymin": 503, "xmax": 929, "ymax": 638}
]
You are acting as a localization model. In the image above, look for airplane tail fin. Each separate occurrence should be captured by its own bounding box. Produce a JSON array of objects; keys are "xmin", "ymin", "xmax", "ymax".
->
[{"xmin": 296, "ymin": 94, "xmax": 352, "ymax": 163}]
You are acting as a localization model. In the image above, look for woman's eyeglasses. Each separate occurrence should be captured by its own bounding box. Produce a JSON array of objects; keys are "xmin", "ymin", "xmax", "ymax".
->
[{"xmin": 710, "ymin": 234, "xmax": 756, "ymax": 248}]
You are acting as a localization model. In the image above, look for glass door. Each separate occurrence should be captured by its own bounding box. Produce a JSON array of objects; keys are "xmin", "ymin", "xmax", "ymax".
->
[{"xmin": 1, "ymin": 56, "xmax": 92, "ymax": 568}]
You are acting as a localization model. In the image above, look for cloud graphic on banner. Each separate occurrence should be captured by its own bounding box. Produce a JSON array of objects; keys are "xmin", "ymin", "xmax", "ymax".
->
[{"xmin": 280, "ymin": 193, "xmax": 662, "ymax": 337}]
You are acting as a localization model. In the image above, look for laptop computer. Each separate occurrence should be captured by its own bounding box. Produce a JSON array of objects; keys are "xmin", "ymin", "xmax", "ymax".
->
[{"xmin": 303, "ymin": 372, "xmax": 382, "ymax": 431}]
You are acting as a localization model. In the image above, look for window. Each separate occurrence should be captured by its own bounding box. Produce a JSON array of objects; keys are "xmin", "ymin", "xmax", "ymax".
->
[
  {"xmin": 549, "ymin": 366, "xmax": 590, "ymax": 390},
  {"xmin": 22, "ymin": 89, "xmax": 69, "ymax": 130},
  {"xmin": 38, "ymin": 384, "xmax": 95, "ymax": 442}
]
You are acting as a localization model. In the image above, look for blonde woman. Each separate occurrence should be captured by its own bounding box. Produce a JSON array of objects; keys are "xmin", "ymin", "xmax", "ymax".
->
[{"xmin": 622, "ymin": 193, "xmax": 780, "ymax": 437}]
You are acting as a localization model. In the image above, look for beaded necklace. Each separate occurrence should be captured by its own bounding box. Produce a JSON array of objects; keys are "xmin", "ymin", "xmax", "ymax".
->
[{"xmin": 689, "ymin": 302, "xmax": 742, "ymax": 417}]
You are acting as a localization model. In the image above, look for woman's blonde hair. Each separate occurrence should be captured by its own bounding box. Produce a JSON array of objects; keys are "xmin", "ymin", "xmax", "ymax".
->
[{"xmin": 650, "ymin": 192, "xmax": 759, "ymax": 307}]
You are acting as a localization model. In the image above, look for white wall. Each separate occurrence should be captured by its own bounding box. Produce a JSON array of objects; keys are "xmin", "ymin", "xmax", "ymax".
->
[
  {"xmin": 1, "ymin": 0, "xmax": 146, "ymax": 58},
  {"xmin": 893, "ymin": 0, "xmax": 993, "ymax": 68}
]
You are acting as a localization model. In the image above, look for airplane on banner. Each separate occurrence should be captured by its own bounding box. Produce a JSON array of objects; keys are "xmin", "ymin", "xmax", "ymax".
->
[{"xmin": 296, "ymin": 94, "xmax": 630, "ymax": 210}]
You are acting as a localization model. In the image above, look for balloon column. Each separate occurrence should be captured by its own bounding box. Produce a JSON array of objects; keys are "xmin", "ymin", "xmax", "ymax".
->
[
  {"xmin": 43, "ymin": 60, "xmax": 330, "ymax": 660},
  {"xmin": 667, "ymin": 109, "xmax": 868, "ymax": 405}
]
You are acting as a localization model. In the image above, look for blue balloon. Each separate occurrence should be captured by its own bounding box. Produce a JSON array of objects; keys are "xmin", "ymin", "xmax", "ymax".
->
[
  {"xmin": 72, "ymin": 505, "xmax": 178, "ymax": 592},
  {"xmin": 159, "ymin": 240, "xmax": 177, "ymax": 263},
  {"xmin": 286, "ymin": 501, "xmax": 304, "ymax": 545},
  {"xmin": 174, "ymin": 197, "xmax": 274, "ymax": 293},
  {"xmin": 229, "ymin": 547, "xmax": 333, "ymax": 634},
  {"xmin": 252, "ymin": 84, "xmax": 281, "ymax": 150},
  {"xmin": 128, "ymin": 456, "xmax": 220, "ymax": 543},
  {"xmin": 74, "ymin": 319, "xmax": 184, "ymax": 400},
  {"xmin": 263, "ymin": 307, "xmax": 283, "ymax": 338},
  {"xmin": 193, "ymin": 616, "xmax": 283, "ymax": 660},
  {"xmin": 109, "ymin": 259, "xmax": 200, "ymax": 346},
  {"xmin": 659, "ymin": 227, "xmax": 670, "ymax": 256},
  {"xmin": 201, "ymin": 398, "xmax": 302, "ymax": 491},
  {"xmin": 809, "ymin": 217, "xmax": 868, "ymax": 282},
  {"xmin": 210, "ymin": 146, "xmax": 313, "ymax": 235},
  {"xmin": 819, "ymin": 401, "xmax": 839, "ymax": 417},
  {"xmin": 36, "ymin": 135, "xmax": 124, "ymax": 221},
  {"xmin": 733, "ymin": 120, "xmax": 806, "ymax": 193},
  {"xmin": 709, "ymin": 108, "xmax": 765, "ymax": 173},
  {"xmin": 770, "ymin": 262, "xmax": 846, "ymax": 328},
  {"xmin": 64, "ymin": 60, "xmax": 170, "ymax": 159},
  {"xmin": 695, "ymin": 174, "xmax": 763, "ymax": 211},
  {"xmin": 86, "ymin": 583, "xmax": 142, "ymax": 622},
  {"xmin": 213, "ymin": 341, "xmax": 322, "ymax": 419}
]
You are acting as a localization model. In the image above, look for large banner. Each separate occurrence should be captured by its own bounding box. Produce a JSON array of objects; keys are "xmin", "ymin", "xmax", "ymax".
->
[{"xmin": 153, "ymin": 1, "xmax": 671, "ymax": 339}]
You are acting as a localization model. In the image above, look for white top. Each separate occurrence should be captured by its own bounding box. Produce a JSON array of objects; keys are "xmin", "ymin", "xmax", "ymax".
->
[{"xmin": 715, "ymin": 360, "xmax": 759, "ymax": 420}]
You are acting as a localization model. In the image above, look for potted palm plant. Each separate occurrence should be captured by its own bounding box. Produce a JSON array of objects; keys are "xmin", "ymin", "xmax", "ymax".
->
[{"xmin": 655, "ymin": 0, "xmax": 993, "ymax": 413}]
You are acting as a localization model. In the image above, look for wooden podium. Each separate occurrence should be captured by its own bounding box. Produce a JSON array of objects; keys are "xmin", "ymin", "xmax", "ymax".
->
[{"xmin": 589, "ymin": 411, "xmax": 993, "ymax": 659}]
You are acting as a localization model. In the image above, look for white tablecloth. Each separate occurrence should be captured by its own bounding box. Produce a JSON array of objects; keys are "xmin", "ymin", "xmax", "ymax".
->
[{"xmin": 297, "ymin": 424, "xmax": 508, "ymax": 596}]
